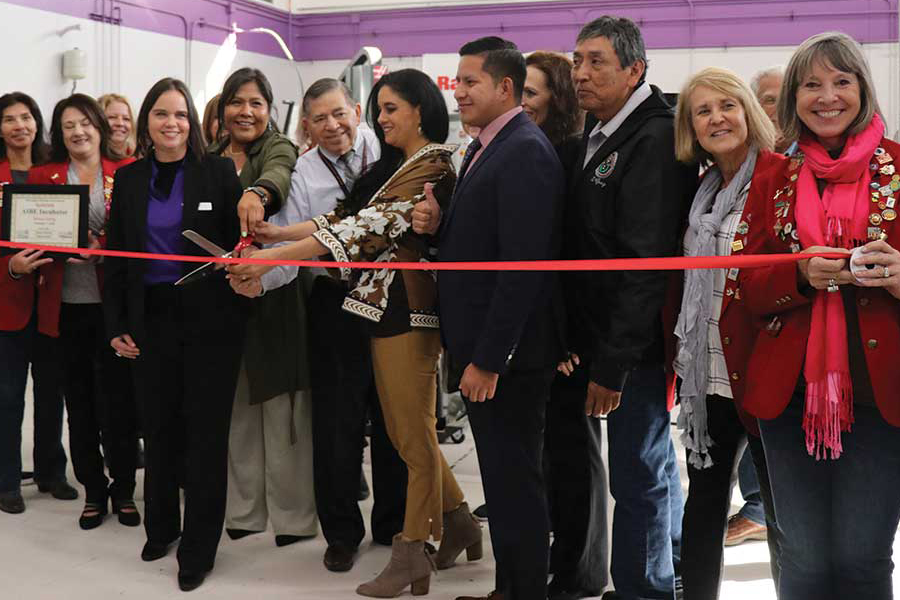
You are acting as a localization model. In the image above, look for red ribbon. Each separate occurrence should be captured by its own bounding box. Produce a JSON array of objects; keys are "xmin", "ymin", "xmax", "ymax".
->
[{"xmin": 0, "ymin": 240, "xmax": 849, "ymax": 271}]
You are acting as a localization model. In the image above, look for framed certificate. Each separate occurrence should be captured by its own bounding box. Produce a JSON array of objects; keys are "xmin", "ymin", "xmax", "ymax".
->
[{"xmin": 1, "ymin": 184, "xmax": 90, "ymax": 259}]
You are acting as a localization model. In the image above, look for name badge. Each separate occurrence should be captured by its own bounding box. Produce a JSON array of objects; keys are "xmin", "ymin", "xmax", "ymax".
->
[{"xmin": 198, "ymin": 202, "xmax": 213, "ymax": 212}]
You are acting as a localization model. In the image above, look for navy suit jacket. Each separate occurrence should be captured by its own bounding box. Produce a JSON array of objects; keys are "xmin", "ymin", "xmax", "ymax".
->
[{"xmin": 437, "ymin": 111, "xmax": 565, "ymax": 375}]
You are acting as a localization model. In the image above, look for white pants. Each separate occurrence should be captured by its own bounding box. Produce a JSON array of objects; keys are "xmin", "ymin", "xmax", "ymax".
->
[{"xmin": 226, "ymin": 364, "xmax": 317, "ymax": 536}]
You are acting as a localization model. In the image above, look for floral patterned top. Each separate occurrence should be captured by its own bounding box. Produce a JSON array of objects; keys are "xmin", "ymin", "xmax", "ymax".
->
[{"xmin": 312, "ymin": 143, "xmax": 456, "ymax": 330}]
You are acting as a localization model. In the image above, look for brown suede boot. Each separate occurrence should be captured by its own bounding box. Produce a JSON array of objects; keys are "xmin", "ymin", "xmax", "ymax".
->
[
  {"xmin": 435, "ymin": 501, "xmax": 483, "ymax": 570},
  {"xmin": 356, "ymin": 534, "xmax": 435, "ymax": 598}
]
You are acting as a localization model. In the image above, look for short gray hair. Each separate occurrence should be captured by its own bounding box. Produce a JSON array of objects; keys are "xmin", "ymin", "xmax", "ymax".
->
[
  {"xmin": 778, "ymin": 32, "xmax": 882, "ymax": 144},
  {"xmin": 302, "ymin": 78, "xmax": 354, "ymax": 117},
  {"xmin": 576, "ymin": 16, "xmax": 648, "ymax": 80},
  {"xmin": 750, "ymin": 66, "xmax": 784, "ymax": 97}
]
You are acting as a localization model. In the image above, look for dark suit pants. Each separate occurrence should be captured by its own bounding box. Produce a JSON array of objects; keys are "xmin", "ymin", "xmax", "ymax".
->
[
  {"xmin": 466, "ymin": 366, "xmax": 555, "ymax": 600},
  {"xmin": 59, "ymin": 303, "xmax": 138, "ymax": 503},
  {"xmin": 308, "ymin": 276, "xmax": 407, "ymax": 548},
  {"xmin": 0, "ymin": 313, "xmax": 67, "ymax": 494},
  {"xmin": 135, "ymin": 285, "xmax": 243, "ymax": 572},
  {"xmin": 545, "ymin": 365, "xmax": 609, "ymax": 596},
  {"xmin": 30, "ymin": 327, "xmax": 68, "ymax": 486}
]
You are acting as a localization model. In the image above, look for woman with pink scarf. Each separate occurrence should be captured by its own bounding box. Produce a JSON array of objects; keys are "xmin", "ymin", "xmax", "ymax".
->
[{"xmin": 737, "ymin": 32, "xmax": 900, "ymax": 600}]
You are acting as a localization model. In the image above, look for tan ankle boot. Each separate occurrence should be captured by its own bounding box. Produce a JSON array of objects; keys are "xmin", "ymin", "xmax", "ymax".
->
[
  {"xmin": 435, "ymin": 501, "xmax": 483, "ymax": 570},
  {"xmin": 356, "ymin": 534, "xmax": 435, "ymax": 598}
]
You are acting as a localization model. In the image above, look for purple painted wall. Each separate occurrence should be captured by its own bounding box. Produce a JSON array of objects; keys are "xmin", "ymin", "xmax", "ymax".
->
[
  {"xmin": 293, "ymin": 0, "xmax": 899, "ymax": 60},
  {"xmin": 5, "ymin": 0, "xmax": 898, "ymax": 62}
]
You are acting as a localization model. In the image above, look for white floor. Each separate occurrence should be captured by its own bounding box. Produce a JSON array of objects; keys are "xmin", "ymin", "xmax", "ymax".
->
[{"xmin": 3, "ymin": 380, "xmax": 896, "ymax": 599}]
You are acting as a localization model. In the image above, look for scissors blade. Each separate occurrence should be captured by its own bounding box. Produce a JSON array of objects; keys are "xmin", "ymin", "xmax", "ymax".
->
[
  {"xmin": 183, "ymin": 229, "xmax": 228, "ymax": 257},
  {"xmin": 174, "ymin": 261, "xmax": 217, "ymax": 286}
]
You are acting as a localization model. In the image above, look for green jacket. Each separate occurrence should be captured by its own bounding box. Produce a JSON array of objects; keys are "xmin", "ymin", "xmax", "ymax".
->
[
  {"xmin": 210, "ymin": 128, "xmax": 308, "ymax": 405},
  {"xmin": 209, "ymin": 127, "xmax": 297, "ymax": 213}
]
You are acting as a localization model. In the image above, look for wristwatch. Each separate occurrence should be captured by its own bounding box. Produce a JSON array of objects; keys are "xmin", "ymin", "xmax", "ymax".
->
[{"xmin": 244, "ymin": 185, "xmax": 269, "ymax": 206}]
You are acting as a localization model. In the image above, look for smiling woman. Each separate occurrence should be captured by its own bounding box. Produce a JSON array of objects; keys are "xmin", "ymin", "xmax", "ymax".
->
[
  {"xmin": 734, "ymin": 32, "xmax": 900, "ymax": 600},
  {"xmin": 24, "ymin": 94, "xmax": 137, "ymax": 534},
  {"xmin": 97, "ymin": 94, "xmax": 136, "ymax": 159},
  {"xmin": 103, "ymin": 77, "xmax": 247, "ymax": 593},
  {"xmin": 672, "ymin": 66, "xmax": 779, "ymax": 600}
]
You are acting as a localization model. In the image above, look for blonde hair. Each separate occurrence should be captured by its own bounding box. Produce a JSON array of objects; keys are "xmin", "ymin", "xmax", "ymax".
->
[
  {"xmin": 778, "ymin": 32, "xmax": 881, "ymax": 144},
  {"xmin": 97, "ymin": 93, "xmax": 136, "ymax": 156},
  {"xmin": 675, "ymin": 67, "xmax": 776, "ymax": 164}
]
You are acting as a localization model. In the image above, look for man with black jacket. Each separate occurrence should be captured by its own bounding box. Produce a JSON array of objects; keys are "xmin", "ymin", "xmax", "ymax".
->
[{"xmin": 568, "ymin": 17, "xmax": 696, "ymax": 600}]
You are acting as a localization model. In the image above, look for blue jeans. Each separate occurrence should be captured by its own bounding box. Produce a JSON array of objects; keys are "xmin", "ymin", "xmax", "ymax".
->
[
  {"xmin": 736, "ymin": 448, "xmax": 765, "ymax": 525},
  {"xmin": 607, "ymin": 363, "xmax": 683, "ymax": 600},
  {"xmin": 760, "ymin": 393, "xmax": 900, "ymax": 600}
]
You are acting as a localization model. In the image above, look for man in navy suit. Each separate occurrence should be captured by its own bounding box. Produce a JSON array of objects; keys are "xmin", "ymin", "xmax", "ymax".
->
[{"xmin": 435, "ymin": 37, "xmax": 565, "ymax": 600}]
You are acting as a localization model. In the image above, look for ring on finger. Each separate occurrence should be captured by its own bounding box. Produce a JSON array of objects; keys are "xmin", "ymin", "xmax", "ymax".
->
[
  {"xmin": 827, "ymin": 278, "xmax": 839, "ymax": 293},
  {"xmin": 884, "ymin": 266, "xmax": 891, "ymax": 278}
]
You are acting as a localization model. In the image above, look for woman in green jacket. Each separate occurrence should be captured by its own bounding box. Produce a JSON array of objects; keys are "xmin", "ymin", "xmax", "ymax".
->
[{"xmin": 209, "ymin": 67, "xmax": 317, "ymax": 546}]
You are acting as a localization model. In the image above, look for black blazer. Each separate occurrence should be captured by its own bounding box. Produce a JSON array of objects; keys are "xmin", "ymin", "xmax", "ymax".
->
[
  {"xmin": 437, "ymin": 111, "xmax": 565, "ymax": 375},
  {"xmin": 103, "ymin": 153, "xmax": 249, "ymax": 345}
]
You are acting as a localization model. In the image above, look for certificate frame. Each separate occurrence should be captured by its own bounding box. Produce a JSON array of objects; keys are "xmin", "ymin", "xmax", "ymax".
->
[{"xmin": 0, "ymin": 184, "xmax": 90, "ymax": 260}]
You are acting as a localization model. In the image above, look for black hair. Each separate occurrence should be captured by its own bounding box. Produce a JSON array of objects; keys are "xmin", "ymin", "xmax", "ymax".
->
[
  {"xmin": 217, "ymin": 67, "xmax": 278, "ymax": 135},
  {"xmin": 0, "ymin": 91, "xmax": 49, "ymax": 165},
  {"xmin": 459, "ymin": 36, "xmax": 526, "ymax": 102},
  {"xmin": 342, "ymin": 69, "xmax": 449, "ymax": 215},
  {"xmin": 135, "ymin": 78, "xmax": 206, "ymax": 161},
  {"xmin": 48, "ymin": 94, "xmax": 116, "ymax": 163},
  {"xmin": 577, "ymin": 16, "xmax": 649, "ymax": 85},
  {"xmin": 302, "ymin": 78, "xmax": 355, "ymax": 117}
]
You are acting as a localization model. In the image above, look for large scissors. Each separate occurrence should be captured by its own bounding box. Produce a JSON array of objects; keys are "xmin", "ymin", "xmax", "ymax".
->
[{"xmin": 174, "ymin": 230, "xmax": 255, "ymax": 286}]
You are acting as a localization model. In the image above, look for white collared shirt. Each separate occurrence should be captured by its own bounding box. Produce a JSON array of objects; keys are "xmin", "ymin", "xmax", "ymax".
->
[
  {"xmin": 583, "ymin": 81, "xmax": 653, "ymax": 168},
  {"xmin": 261, "ymin": 125, "xmax": 380, "ymax": 291}
]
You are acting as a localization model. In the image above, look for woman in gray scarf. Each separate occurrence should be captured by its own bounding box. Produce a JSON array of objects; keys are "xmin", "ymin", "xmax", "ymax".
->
[{"xmin": 672, "ymin": 67, "xmax": 780, "ymax": 600}]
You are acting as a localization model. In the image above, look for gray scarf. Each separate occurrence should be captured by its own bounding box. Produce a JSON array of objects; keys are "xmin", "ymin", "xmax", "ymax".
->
[{"xmin": 674, "ymin": 147, "xmax": 757, "ymax": 469}]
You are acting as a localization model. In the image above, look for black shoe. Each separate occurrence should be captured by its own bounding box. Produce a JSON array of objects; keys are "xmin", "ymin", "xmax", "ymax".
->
[
  {"xmin": 141, "ymin": 538, "xmax": 177, "ymax": 562},
  {"xmin": 37, "ymin": 480, "xmax": 79, "ymax": 500},
  {"xmin": 226, "ymin": 528, "xmax": 262, "ymax": 541},
  {"xmin": 112, "ymin": 498, "xmax": 141, "ymax": 527},
  {"xmin": 177, "ymin": 569, "xmax": 209, "ymax": 592},
  {"xmin": 79, "ymin": 500, "xmax": 108, "ymax": 530},
  {"xmin": 358, "ymin": 471, "xmax": 370, "ymax": 501},
  {"xmin": 275, "ymin": 533, "xmax": 315, "ymax": 547},
  {"xmin": 0, "ymin": 491, "xmax": 25, "ymax": 514},
  {"xmin": 473, "ymin": 503, "xmax": 488, "ymax": 521},
  {"xmin": 323, "ymin": 543, "xmax": 357, "ymax": 572}
]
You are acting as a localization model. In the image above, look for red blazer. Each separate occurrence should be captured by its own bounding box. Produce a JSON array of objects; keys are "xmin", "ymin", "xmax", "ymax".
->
[
  {"xmin": 0, "ymin": 156, "xmax": 132, "ymax": 337},
  {"xmin": 731, "ymin": 138, "xmax": 900, "ymax": 427}
]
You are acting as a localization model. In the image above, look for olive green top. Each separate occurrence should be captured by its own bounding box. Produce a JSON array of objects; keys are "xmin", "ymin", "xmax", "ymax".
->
[
  {"xmin": 209, "ymin": 127, "xmax": 298, "ymax": 214},
  {"xmin": 210, "ymin": 127, "xmax": 307, "ymax": 406}
]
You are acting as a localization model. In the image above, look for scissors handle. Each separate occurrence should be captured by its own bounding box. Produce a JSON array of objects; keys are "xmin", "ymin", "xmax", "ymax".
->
[{"xmin": 233, "ymin": 235, "xmax": 255, "ymax": 258}]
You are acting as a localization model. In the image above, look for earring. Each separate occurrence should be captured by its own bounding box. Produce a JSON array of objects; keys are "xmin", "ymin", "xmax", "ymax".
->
[{"xmin": 418, "ymin": 124, "xmax": 423, "ymax": 135}]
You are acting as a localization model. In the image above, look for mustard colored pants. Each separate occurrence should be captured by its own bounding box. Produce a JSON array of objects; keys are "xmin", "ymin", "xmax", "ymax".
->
[{"xmin": 370, "ymin": 329, "xmax": 465, "ymax": 541}]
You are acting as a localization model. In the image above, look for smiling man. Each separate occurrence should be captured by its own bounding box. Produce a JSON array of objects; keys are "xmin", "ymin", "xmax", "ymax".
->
[
  {"xmin": 566, "ymin": 16, "xmax": 696, "ymax": 600},
  {"xmin": 243, "ymin": 78, "xmax": 408, "ymax": 574},
  {"xmin": 438, "ymin": 37, "xmax": 565, "ymax": 600}
]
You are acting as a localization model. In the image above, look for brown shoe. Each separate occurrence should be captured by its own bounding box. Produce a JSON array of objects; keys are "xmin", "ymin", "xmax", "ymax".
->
[
  {"xmin": 724, "ymin": 514, "xmax": 767, "ymax": 546},
  {"xmin": 435, "ymin": 501, "xmax": 483, "ymax": 570},
  {"xmin": 455, "ymin": 592, "xmax": 504, "ymax": 600},
  {"xmin": 356, "ymin": 534, "xmax": 434, "ymax": 597}
]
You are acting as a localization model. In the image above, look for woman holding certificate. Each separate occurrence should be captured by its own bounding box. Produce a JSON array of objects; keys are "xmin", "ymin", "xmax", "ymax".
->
[
  {"xmin": 25, "ymin": 94, "xmax": 136, "ymax": 530},
  {"xmin": 0, "ymin": 91, "xmax": 78, "ymax": 515},
  {"xmin": 103, "ymin": 77, "xmax": 248, "ymax": 592}
]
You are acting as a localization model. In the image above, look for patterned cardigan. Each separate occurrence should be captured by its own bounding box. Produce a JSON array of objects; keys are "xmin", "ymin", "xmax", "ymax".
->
[{"xmin": 312, "ymin": 143, "xmax": 456, "ymax": 329}]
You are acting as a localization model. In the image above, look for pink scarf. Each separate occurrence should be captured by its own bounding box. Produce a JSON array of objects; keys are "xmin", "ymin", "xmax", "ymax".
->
[{"xmin": 795, "ymin": 113, "xmax": 885, "ymax": 459}]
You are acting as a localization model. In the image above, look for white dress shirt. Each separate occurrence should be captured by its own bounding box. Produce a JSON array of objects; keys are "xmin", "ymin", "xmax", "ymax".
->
[
  {"xmin": 583, "ymin": 81, "xmax": 653, "ymax": 168},
  {"xmin": 261, "ymin": 126, "xmax": 380, "ymax": 291}
]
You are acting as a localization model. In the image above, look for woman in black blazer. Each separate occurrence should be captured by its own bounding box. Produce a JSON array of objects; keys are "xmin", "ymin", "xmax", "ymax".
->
[{"xmin": 102, "ymin": 78, "xmax": 248, "ymax": 592}]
